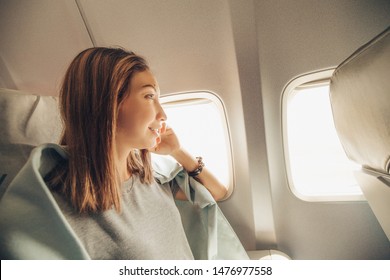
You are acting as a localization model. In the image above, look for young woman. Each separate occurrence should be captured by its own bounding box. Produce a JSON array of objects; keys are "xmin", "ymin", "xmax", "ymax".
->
[{"xmin": 46, "ymin": 47, "xmax": 227, "ymax": 259}]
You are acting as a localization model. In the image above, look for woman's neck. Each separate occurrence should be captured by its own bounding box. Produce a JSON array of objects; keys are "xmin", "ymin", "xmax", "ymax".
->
[{"xmin": 114, "ymin": 144, "xmax": 132, "ymax": 182}]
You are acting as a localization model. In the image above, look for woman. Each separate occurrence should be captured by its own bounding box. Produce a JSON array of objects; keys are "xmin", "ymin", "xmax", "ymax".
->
[{"xmin": 46, "ymin": 47, "xmax": 227, "ymax": 259}]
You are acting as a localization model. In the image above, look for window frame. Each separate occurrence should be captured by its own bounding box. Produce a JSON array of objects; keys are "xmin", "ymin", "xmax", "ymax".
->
[
  {"xmin": 159, "ymin": 91, "xmax": 235, "ymax": 199},
  {"xmin": 281, "ymin": 69, "xmax": 365, "ymax": 202}
]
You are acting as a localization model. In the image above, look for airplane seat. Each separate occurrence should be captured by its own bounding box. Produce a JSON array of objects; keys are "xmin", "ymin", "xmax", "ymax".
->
[
  {"xmin": 329, "ymin": 26, "xmax": 390, "ymax": 241},
  {"xmin": 0, "ymin": 88, "xmax": 62, "ymax": 198}
]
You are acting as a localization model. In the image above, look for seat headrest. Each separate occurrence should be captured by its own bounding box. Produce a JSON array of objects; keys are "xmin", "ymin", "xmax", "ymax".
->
[
  {"xmin": 330, "ymin": 27, "xmax": 390, "ymax": 173},
  {"xmin": 0, "ymin": 88, "xmax": 62, "ymax": 146},
  {"xmin": 0, "ymin": 88, "xmax": 62, "ymax": 198}
]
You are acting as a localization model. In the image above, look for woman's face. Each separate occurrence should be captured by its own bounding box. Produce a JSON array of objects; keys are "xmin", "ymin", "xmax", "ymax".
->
[{"xmin": 116, "ymin": 70, "xmax": 167, "ymax": 150}]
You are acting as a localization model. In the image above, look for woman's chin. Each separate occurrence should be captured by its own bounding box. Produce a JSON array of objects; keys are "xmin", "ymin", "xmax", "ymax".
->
[{"xmin": 144, "ymin": 140, "xmax": 158, "ymax": 151}]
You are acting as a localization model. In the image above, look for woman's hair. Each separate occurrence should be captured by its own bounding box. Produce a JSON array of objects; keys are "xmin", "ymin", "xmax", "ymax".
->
[{"xmin": 47, "ymin": 47, "xmax": 153, "ymax": 213}]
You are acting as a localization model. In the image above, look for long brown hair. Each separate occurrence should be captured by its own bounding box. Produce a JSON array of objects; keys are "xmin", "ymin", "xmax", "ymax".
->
[{"xmin": 47, "ymin": 47, "xmax": 154, "ymax": 213}]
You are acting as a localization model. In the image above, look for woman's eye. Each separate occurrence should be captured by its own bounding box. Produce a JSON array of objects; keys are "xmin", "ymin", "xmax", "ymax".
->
[{"xmin": 145, "ymin": 93, "xmax": 155, "ymax": 99}]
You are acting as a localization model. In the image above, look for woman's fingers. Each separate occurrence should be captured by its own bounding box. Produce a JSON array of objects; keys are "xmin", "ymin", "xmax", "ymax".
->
[{"xmin": 160, "ymin": 122, "xmax": 167, "ymax": 135}]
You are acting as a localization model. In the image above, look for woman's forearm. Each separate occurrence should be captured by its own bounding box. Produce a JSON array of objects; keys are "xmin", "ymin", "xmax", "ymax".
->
[{"xmin": 171, "ymin": 148, "xmax": 228, "ymax": 201}]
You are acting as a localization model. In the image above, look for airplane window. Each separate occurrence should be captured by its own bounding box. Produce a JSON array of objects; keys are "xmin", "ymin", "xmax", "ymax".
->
[
  {"xmin": 283, "ymin": 73, "xmax": 364, "ymax": 201},
  {"xmin": 152, "ymin": 91, "xmax": 233, "ymax": 197}
]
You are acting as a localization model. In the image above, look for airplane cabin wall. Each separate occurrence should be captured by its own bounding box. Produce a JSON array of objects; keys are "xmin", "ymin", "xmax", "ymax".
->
[{"xmin": 254, "ymin": 0, "xmax": 390, "ymax": 259}]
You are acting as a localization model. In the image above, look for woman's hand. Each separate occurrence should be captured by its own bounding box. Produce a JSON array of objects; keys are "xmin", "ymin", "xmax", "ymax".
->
[
  {"xmin": 150, "ymin": 122, "xmax": 181, "ymax": 156},
  {"xmin": 150, "ymin": 123, "xmax": 228, "ymax": 201}
]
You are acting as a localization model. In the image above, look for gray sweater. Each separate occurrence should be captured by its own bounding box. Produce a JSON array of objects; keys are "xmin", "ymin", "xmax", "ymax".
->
[{"xmin": 52, "ymin": 176, "xmax": 194, "ymax": 260}]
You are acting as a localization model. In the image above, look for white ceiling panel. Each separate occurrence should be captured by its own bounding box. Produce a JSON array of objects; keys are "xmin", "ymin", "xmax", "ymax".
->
[
  {"xmin": 77, "ymin": 0, "xmax": 239, "ymax": 95},
  {"xmin": 0, "ymin": 0, "xmax": 93, "ymax": 96}
]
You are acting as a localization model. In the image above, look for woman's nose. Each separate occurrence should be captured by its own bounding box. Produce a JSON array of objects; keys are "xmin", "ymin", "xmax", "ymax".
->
[{"xmin": 157, "ymin": 102, "xmax": 167, "ymax": 121}]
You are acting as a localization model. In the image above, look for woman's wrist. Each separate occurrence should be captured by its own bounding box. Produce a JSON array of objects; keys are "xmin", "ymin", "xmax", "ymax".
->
[
  {"xmin": 171, "ymin": 148, "xmax": 199, "ymax": 173},
  {"xmin": 187, "ymin": 157, "xmax": 204, "ymax": 177}
]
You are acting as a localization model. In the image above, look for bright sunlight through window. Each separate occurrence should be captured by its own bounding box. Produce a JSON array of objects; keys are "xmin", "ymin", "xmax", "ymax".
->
[
  {"xmin": 283, "ymin": 74, "xmax": 364, "ymax": 201},
  {"xmin": 152, "ymin": 91, "xmax": 233, "ymax": 195}
]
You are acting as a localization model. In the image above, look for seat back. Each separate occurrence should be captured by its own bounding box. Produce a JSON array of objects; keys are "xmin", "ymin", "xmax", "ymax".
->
[
  {"xmin": 329, "ymin": 27, "xmax": 390, "ymax": 240},
  {"xmin": 0, "ymin": 88, "xmax": 62, "ymax": 198}
]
